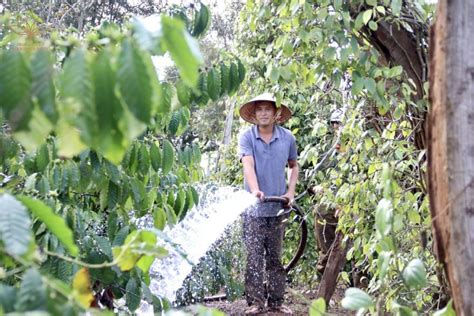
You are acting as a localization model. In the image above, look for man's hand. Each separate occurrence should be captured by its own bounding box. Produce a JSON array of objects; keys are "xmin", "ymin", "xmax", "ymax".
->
[
  {"xmin": 252, "ymin": 189, "xmax": 265, "ymax": 201},
  {"xmin": 280, "ymin": 192, "xmax": 294, "ymax": 207}
]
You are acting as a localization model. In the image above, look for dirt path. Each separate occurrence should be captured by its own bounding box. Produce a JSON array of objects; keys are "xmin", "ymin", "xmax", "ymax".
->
[{"xmin": 202, "ymin": 285, "xmax": 348, "ymax": 315}]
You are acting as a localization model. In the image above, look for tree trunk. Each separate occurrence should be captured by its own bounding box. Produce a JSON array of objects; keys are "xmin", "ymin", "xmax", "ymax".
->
[
  {"xmin": 222, "ymin": 100, "xmax": 235, "ymax": 146},
  {"xmin": 214, "ymin": 99, "xmax": 235, "ymax": 172},
  {"xmin": 428, "ymin": 0, "xmax": 474, "ymax": 314},
  {"xmin": 350, "ymin": 4, "xmax": 428, "ymax": 151},
  {"xmin": 316, "ymin": 232, "xmax": 348, "ymax": 304}
]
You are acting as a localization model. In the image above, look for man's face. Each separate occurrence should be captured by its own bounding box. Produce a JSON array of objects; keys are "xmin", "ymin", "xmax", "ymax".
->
[
  {"xmin": 330, "ymin": 121, "xmax": 341, "ymax": 131},
  {"xmin": 254, "ymin": 101, "xmax": 276, "ymax": 127}
]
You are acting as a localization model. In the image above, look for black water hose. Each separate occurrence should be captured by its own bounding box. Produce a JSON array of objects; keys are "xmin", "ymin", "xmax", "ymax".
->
[
  {"xmin": 261, "ymin": 196, "xmax": 308, "ymax": 273},
  {"xmin": 203, "ymin": 196, "xmax": 308, "ymax": 302}
]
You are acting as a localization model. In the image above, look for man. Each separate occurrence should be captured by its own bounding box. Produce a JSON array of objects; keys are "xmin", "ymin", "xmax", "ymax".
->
[
  {"xmin": 314, "ymin": 108, "xmax": 344, "ymax": 274},
  {"xmin": 238, "ymin": 93, "xmax": 299, "ymax": 315}
]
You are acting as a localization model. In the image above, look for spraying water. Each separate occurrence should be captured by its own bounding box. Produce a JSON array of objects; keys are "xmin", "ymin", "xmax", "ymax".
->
[{"xmin": 138, "ymin": 186, "xmax": 256, "ymax": 314}]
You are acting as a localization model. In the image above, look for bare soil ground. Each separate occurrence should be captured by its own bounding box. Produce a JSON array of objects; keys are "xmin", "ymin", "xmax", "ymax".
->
[{"xmin": 200, "ymin": 284, "xmax": 348, "ymax": 315}]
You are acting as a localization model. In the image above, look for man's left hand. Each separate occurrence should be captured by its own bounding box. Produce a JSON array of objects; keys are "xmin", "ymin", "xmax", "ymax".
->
[{"xmin": 280, "ymin": 193, "xmax": 294, "ymax": 207}]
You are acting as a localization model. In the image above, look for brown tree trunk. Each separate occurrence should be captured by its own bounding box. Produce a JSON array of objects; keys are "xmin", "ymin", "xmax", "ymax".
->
[
  {"xmin": 428, "ymin": 0, "xmax": 474, "ymax": 314},
  {"xmin": 349, "ymin": 3, "xmax": 429, "ymax": 152},
  {"xmin": 316, "ymin": 232, "xmax": 348, "ymax": 303}
]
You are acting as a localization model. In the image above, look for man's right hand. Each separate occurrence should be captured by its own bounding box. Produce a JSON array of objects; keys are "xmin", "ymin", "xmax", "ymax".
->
[{"xmin": 251, "ymin": 190, "xmax": 265, "ymax": 201}]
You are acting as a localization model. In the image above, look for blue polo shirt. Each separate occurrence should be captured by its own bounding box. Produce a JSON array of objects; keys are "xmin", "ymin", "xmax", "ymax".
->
[{"xmin": 238, "ymin": 125, "xmax": 298, "ymax": 217}]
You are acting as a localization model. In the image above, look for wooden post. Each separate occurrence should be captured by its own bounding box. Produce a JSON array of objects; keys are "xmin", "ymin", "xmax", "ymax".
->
[{"xmin": 428, "ymin": 0, "xmax": 474, "ymax": 314}]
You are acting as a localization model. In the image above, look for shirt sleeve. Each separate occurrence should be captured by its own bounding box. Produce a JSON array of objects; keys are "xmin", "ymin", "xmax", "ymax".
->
[
  {"xmin": 238, "ymin": 130, "xmax": 253, "ymax": 160},
  {"xmin": 288, "ymin": 134, "xmax": 298, "ymax": 161}
]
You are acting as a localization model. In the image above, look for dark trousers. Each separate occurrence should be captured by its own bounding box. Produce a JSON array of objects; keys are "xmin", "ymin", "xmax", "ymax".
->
[{"xmin": 243, "ymin": 214, "xmax": 287, "ymax": 307}]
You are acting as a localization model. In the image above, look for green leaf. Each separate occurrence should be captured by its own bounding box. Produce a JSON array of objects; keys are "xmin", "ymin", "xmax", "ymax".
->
[
  {"xmin": 220, "ymin": 63, "xmax": 230, "ymax": 95},
  {"xmin": 283, "ymin": 39, "xmax": 294, "ymax": 57},
  {"xmin": 368, "ymin": 20, "xmax": 378, "ymax": 31},
  {"xmin": 196, "ymin": 73, "xmax": 210, "ymax": 105},
  {"xmin": 0, "ymin": 194, "xmax": 32, "ymax": 256},
  {"xmin": 14, "ymin": 268, "xmax": 47, "ymax": 312},
  {"xmin": 92, "ymin": 49, "xmax": 129, "ymax": 164},
  {"xmin": 407, "ymin": 209, "xmax": 421, "ymax": 224},
  {"xmin": 290, "ymin": 0, "xmax": 300, "ymax": 15},
  {"xmin": 269, "ymin": 65, "xmax": 280, "ymax": 82},
  {"xmin": 126, "ymin": 278, "xmax": 142, "ymax": 312},
  {"xmin": 107, "ymin": 182, "xmax": 120, "ymax": 212},
  {"xmin": 94, "ymin": 235, "xmax": 113, "ymax": 259},
  {"xmin": 191, "ymin": 3, "xmax": 211, "ymax": 38},
  {"xmin": 168, "ymin": 111, "xmax": 181, "ymax": 136},
  {"xmin": 183, "ymin": 145, "xmax": 193, "ymax": 166},
  {"xmin": 18, "ymin": 195, "xmax": 79, "ymax": 256},
  {"xmin": 190, "ymin": 186, "xmax": 199, "ymax": 206},
  {"xmin": 118, "ymin": 39, "xmax": 153, "ymax": 124},
  {"xmin": 136, "ymin": 254, "xmax": 155, "ymax": 274},
  {"xmin": 228, "ymin": 62, "xmax": 240, "ymax": 95},
  {"xmin": 36, "ymin": 143, "xmax": 50, "ymax": 172},
  {"xmin": 362, "ymin": 9, "xmax": 372, "ymax": 25},
  {"xmin": 377, "ymin": 251, "xmax": 391, "ymax": 281},
  {"xmin": 382, "ymin": 163, "xmax": 393, "ymax": 198},
  {"xmin": 174, "ymin": 189, "xmax": 186, "ymax": 217},
  {"xmin": 0, "ymin": 284, "xmax": 17, "ymax": 313},
  {"xmin": 207, "ymin": 68, "xmax": 221, "ymax": 101},
  {"xmin": 376, "ymin": 6, "xmax": 386, "ymax": 15},
  {"xmin": 150, "ymin": 142, "xmax": 162, "ymax": 172},
  {"xmin": 375, "ymin": 198, "xmax": 393, "ymax": 238},
  {"xmin": 365, "ymin": 77, "xmax": 377, "ymax": 95},
  {"xmin": 402, "ymin": 258, "xmax": 427, "ymax": 289},
  {"xmin": 341, "ymin": 287, "xmax": 374, "ymax": 311},
  {"xmin": 112, "ymin": 232, "xmax": 141, "ymax": 271},
  {"xmin": 309, "ymin": 297, "xmax": 326, "ymax": 316},
  {"xmin": 161, "ymin": 16, "xmax": 203, "ymax": 87},
  {"xmin": 177, "ymin": 107, "xmax": 190, "ymax": 135},
  {"xmin": 352, "ymin": 75, "xmax": 364, "ymax": 95},
  {"xmin": 157, "ymin": 82, "xmax": 173, "ymax": 113},
  {"xmin": 280, "ymin": 66, "xmax": 294, "ymax": 81},
  {"xmin": 192, "ymin": 143, "xmax": 202, "ymax": 163},
  {"xmin": 137, "ymin": 144, "xmax": 151, "ymax": 175},
  {"xmin": 131, "ymin": 16, "xmax": 164, "ymax": 55},
  {"xmin": 130, "ymin": 178, "xmax": 149, "ymax": 216},
  {"xmin": 112, "ymin": 230, "xmax": 167, "ymax": 271},
  {"xmin": 31, "ymin": 50, "xmax": 57, "ymax": 123},
  {"xmin": 392, "ymin": 302, "xmax": 416, "ymax": 316},
  {"xmin": 387, "ymin": 65, "xmax": 403, "ymax": 78},
  {"xmin": 391, "ymin": 0, "xmax": 402, "ymax": 16},
  {"xmin": 0, "ymin": 50, "xmax": 33, "ymax": 131},
  {"xmin": 60, "ymin": 48, "xmax": 95, "ymax": 146},
  {"xmin": 162, "ymin": 139, "xmax": 175, "ymax": 175},
  {"xmin": 153, "ymin": 207, "xmax": 166, "ymax": 230},
  {"xmin": 237, "ymin": 59, "xmax": 246, "ymax": 83},
  {"xmin": 186, "ymin": 187, "xmax": 195, "ymax": 209},
  {"xmin": 176, "ymin": 80, "xmax": 191, "ymax": 107},
  {"xmin": 112, "ymin": 225, "xmax": 130, "ymax": 247}
]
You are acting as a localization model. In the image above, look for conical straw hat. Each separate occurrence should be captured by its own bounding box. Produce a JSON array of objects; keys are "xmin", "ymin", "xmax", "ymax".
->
[{"xmin": 239, "ymin": 93, "xmax": 292, "ymax": 124}]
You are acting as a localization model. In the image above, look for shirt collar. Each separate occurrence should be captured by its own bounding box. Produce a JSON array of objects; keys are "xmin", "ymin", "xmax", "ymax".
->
[{"xmin": 253, "ymin": 125, "xmax": 280, "ymax": 142}]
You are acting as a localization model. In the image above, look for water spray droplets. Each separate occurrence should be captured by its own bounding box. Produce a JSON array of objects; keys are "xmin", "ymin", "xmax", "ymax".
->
[{"xmin": 148, "ymin": 186, "xmax": 256, "ymax": 303}]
